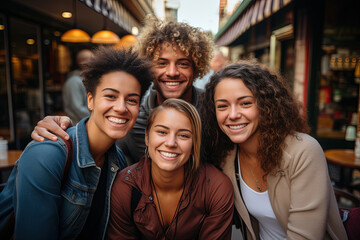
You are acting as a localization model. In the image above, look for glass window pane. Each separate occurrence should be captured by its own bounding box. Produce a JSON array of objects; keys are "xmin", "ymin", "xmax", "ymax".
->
[
  {"xmin": 10, "ymin": 17, "xmax": 41, "ymax": 148},
  {"xmin": 0, "ymin": 15, "xmax": 10, "ymax": 142}
]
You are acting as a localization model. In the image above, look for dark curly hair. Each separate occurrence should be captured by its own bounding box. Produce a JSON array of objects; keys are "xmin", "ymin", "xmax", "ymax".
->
[
  {"xmin": 200, "ymin": 61, "xmax": 310, "ymax": 173},
  {"xmin": 135, "ymin": 16, "xmax": 214, "ymax": 79},
  {"xmin": 82, "ymin": 46, "xmax": 154, "ymax": 101}
]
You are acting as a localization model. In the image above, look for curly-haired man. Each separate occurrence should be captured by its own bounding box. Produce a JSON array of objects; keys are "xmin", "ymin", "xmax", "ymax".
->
[{"xmin": 31, "ymin": 17, "xmax": 214, "ymax": 164}]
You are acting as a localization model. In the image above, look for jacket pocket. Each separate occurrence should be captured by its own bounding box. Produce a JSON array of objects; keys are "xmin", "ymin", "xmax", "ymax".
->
[{"xmin": 59, "ymin": 181, "xmax": 93, "ymax": 230}]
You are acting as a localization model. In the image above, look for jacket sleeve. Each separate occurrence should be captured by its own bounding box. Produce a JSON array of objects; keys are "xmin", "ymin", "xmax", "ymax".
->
[
  {"xmin": 14, "ymin": 140, "xmax": 67, "ymax": 239},
  {"xmin": 285, "ymin": 136, "xmax": 333, "ymax": 239},
  {"xmin": 198, "ymin": 167, "xmax": 234, "ymax": 240},
  {"xmin": 107, "ymin": 173, "xmax": 140, "ymax": 240}
]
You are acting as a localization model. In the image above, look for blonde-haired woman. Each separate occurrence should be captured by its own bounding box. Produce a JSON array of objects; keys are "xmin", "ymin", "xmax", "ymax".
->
[{"xmin": 107, "ymin": 98, "xmax": 234, "ymax": 239}]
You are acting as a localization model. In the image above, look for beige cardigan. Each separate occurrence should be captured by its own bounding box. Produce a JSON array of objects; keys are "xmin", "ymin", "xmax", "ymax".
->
[{"xmin": 222, "ymin": 133, "xmax": 347, "ymax": 240}]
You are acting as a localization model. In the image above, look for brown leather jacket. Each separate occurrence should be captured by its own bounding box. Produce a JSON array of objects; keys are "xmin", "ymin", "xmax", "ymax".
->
[{"xmin": 107, "ymin": 157, "xmax": 234, "ymax": 240}]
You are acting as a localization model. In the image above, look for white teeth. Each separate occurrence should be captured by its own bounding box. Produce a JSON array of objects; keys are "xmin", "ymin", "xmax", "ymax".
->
[
  {"xmin": 165, "ymin": 82, "xmax": 180, "ymax": 86},
  {"xmin": 108, "ymin": 117, "xmax": 126, "ymax": 124},
  {"xmin": 229, "ymin": 124, "xmax": 246, "ymax": 129},
  {"xmin": 160, "ymin": 151, "xmax": 178, "ymax": 158}
]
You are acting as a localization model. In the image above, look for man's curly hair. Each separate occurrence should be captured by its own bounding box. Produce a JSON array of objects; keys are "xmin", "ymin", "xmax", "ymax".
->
[
  {"xmin": 135, "ymin": 16, "xmax": 214, "ymax": 79},
  {"xmin": 82, "ymin": 46, "xmax": 154, "ymax": 102},
  {"xmin": 200, "ymin": 60, "xmax": 310, "ymax": 173}
]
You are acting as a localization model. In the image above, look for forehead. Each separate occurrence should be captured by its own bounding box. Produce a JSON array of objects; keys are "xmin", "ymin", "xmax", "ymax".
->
[
  {"xmin": 152, "ymin": 108, "xmax": 192, "ymax": 128},
  {"xmin": 156, "ymin": 42, "xmax": 191, "ymax": 60},
  {"xmin": 214, "ymin": 78, "xmax": 254, "ymax": 98},
  {"xmin": 97, "ymin": 71, "xmax": 140, "ymax": 92}
]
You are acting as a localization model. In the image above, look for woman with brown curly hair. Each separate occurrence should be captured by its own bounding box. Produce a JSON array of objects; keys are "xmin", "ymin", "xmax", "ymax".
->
[{"xmin": 200, "ymin": 61, "xmax": 347, "ymax": 240}]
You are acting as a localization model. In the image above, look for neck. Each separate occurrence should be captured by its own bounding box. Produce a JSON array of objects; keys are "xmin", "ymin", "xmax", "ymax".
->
[
  {"xmin": 237, "ymin": 130, "xmax": 259, "ymax": 158},
  {"xmin": 151, "ymin": 163, "xmax": 185, "ymax": 192},
  {"xmin": 85, "ymin": 118, "xmax": 115, "ymax": 168}
]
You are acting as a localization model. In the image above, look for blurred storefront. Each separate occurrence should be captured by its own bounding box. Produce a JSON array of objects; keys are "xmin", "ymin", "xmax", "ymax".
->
[
  {"xmin": 0, "ymin": 0, "xmax": 153, "ymax": 149},
  {"xmin": 214, "ymin": 0, "xmax": 360, "ymax": 150}
]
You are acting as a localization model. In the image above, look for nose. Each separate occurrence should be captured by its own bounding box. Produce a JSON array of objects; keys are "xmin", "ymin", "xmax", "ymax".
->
[
  {"xmin": 113, "ymin": 98, "xmax": 128, "ymax": 113},
  {"xmin": 165, "ymin": 133, "xmax": 177, "ymax": 147},
  {"xmin": 229, "ymin": 105, "xmax": 241, "ymax": 120},
  {"xmin": 166, "ymin": 62, "xmax": 180, "ymax": 77}
]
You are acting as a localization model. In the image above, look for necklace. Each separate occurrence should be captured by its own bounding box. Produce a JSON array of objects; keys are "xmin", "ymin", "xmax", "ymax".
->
[
  {"xmin": 151, "ymin": 177, "xmax": 185, "ymax": 237},
  {"xmin": 249, "ymin": 166, "xmax": 264, "ymax": 192}
]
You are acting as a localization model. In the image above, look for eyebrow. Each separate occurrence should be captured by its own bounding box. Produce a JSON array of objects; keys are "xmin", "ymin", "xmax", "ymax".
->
[
  {"xmin": 157, "ymin": 58, "xmax": 192, "ymax": 62},
  {"xmin": 154, "ymin": 124, "xmax": 192, "ymax": 133},
  {"xmin": 102, "ymin": 88, "xmax": 140, "ymax": 97},
  {"xmin": 215, "ymin": 96, "xmax": 254, "ymax": 102}
]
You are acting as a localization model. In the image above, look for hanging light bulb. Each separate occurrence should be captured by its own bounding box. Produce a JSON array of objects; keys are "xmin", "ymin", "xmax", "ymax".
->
[
  {"xmin": 91, "ymin": 16, "xmax": 120, "ymax": 44},
  {"xmin": 61, "ymin": 0, "xmax": 90, "ymax": 43},
  {"xmin": 114, "ymin": 34, "xmax": 137, "ymax": 49},
  {"xmin": 91, "ymin": 30, "xmax": 120, "ymax": 44}
]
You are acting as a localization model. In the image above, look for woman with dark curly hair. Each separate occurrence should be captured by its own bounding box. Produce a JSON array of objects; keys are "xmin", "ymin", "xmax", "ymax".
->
[{"xmin": 200, "ymin": 61, "xmax": 347, "ymax": 240}]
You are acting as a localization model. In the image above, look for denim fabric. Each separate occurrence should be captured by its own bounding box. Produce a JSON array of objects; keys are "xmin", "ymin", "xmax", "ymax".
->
[{"xmin": 0, "ymin": 117, "xmax": 127, "ymax": 240}]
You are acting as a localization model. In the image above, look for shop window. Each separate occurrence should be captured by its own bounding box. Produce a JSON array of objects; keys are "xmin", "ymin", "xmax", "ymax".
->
[
  {"xmin": 0, "ymin": 15, "xmax": 11, "ymax": 142},
  {"xmin": 317, "ymin": 0, "xmax": 360, "ymax": 140},
  {"xmin": 9, "ymin": 17, "xmax": 41, "ymax": 149},
  {"xmin": 42, "ymin": 28, "xmax": 71, "ymax": 116}
]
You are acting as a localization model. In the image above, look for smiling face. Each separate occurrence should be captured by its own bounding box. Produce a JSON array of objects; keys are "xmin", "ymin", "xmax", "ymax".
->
[
  {"xmin": 145, "ymin": 108, "xmax": 193, "ymax": 173},
  {"xmin": 214, "ymin": 78, "xmax": 260, "ymax": 146},
  {"xmin": 152, "ymin": 43, "xmax": 194, "ymax": 103},
  {"xmin": 87, "ymin": 71, "xmax": 141, "ymax": 142}
]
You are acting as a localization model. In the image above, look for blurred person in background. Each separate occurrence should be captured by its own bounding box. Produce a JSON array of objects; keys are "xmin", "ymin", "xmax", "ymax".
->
[
  {"xmin": 62, "ymin": 49, "xmax": 94, "ymax": 124},
  {"xmin": 193, "ymin": 48, "xmax": 228, "ymax": 90}
]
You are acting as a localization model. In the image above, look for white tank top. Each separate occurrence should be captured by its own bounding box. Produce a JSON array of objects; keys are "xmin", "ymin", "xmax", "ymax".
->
[{"xmin": 238, "ymin": 158, "xmax": 286, "ymax": 240}]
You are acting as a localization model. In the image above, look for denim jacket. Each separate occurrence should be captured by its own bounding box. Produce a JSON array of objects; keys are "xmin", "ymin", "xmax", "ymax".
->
[{"xmin": 0, "ymin": 117, "xmax": 127, "ymax": 240}]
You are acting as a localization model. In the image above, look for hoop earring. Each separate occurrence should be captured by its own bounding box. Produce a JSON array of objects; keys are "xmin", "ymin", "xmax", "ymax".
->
[{"xmin": 145, "ymin": 147, "xmax": 150, "ymax": 158}]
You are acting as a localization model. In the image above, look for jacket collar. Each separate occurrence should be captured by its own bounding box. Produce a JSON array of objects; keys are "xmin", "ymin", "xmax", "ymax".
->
[
  {"xmin": 127, "ymin": 157, "xmax": 196, "ymax": 211},
  {"xmin": 221, "ymin": 147, "xmax": 257, "ymax": 240},
  {"xmin": 222, "ymin": 143, "xmax": 291, "ymax": 239},
  {"xmin": 68, "ymin": 117, "xmax": 121, "ymax": 169}
]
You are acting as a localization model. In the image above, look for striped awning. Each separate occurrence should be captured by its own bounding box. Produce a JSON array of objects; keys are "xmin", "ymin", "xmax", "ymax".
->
[{"xmin": 215, "ymin": 0, "xmax": 293, "ymax": 46}]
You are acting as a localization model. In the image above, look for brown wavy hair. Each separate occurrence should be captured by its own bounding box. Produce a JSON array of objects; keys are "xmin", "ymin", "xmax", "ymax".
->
[
  {"xmin": 200, "ymin": 61, "xmax": 310, "ymax": 173},
  {"xmin": 135, "ymin": 16, "xmax": 214, "ymax": 79}
]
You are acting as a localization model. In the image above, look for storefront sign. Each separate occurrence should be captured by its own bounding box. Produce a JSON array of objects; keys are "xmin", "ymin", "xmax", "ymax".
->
[{"xmin": 80, "ymin": 0, "xmax": 139, "ymax": 33}]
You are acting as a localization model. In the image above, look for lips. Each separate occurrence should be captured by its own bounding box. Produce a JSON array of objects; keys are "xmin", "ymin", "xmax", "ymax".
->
[{"xmin": 108, "ymin": 117, "xmax": 127, "ymax": 124}]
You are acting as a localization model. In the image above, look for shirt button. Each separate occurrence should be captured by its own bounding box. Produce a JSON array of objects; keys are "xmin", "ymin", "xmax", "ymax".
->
[
  {"xmin": 125, "ymin": 176, "xmax": 129, "ymax": 181},
  {"xmin": 149, "ymin": 196, "xmax": 153, "ymax": 201},
  {"xmin": 111, "ymin": 167, "xmax": 116, "ymax": 172},
  {"xmin": 127, "ymin": 169, "xmax": 131, "ymax": 174}
]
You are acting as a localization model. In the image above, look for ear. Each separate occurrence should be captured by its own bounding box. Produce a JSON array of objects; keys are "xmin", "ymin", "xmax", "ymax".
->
[
  {"xmin": 145, "ymin": 130, "xmax": 149, "ymax": 147},
  {"xmin": 87, "ymin": 92, "xmax": 93, "ymax": 111}
]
